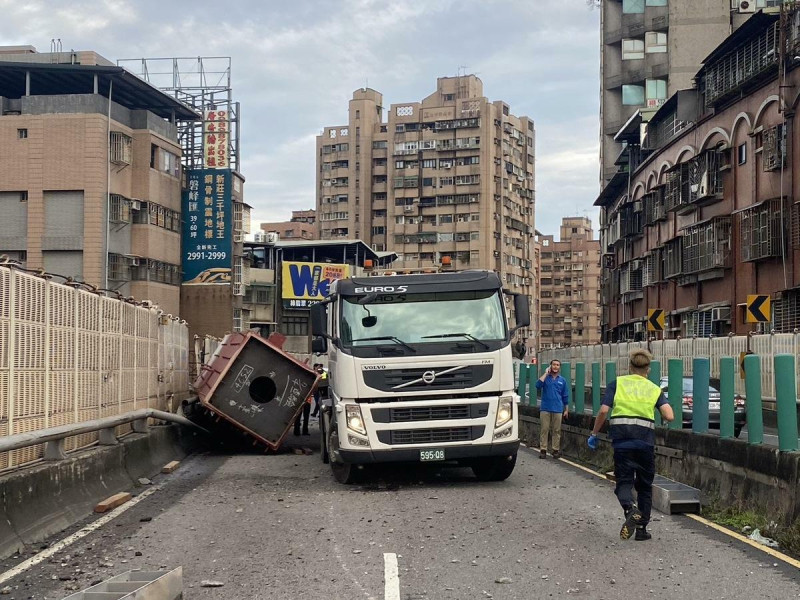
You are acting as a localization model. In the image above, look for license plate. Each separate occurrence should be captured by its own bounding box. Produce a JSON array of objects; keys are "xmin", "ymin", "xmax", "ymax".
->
[
  {"xmin": 420, "ymin": 449, "xmax": 445, "ymax": 462},
  {"xmin": 709, "ymin": 402, "xmax": 720, "ymax": 410}
]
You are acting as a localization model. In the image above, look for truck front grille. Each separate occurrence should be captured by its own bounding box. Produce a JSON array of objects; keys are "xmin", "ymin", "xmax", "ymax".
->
[
  {"xmin": 370, "ymin": 403, "xmax": 489, "ymax": 423},
  {"xmin": 377, "ymin": 426, "xmax": 485, "ymax": 445}
]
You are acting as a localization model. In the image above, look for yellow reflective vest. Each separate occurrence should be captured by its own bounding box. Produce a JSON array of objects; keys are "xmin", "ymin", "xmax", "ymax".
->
[{"xmin": 609, "ymin": 375, "xmax": 662, "ymax": 444}]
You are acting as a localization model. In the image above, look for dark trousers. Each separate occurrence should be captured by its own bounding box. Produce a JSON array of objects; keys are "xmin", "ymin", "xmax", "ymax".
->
[
  {"xmin": 311, "ymin": 391, "xmax": 320, "ymax": 417},
  {"xmin": 294, "ymin": 402, "xmax": 310, "ymax": 434},
  {"xmin": 613, "ymin": 447, "xmax": 655, "ymax": 525}
]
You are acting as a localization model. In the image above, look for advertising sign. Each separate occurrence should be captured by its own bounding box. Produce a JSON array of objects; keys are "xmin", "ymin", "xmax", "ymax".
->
[
  {"xmin": 204, "ymin": 109, "xmax": 230, "ymax": 169},
  {"xmin": 281, "ymin": 261, "xmax": 349, "ymax": 308},
  {"xmin": 182, "ymin": 168, "xmax": 232, "ymax": 284}
]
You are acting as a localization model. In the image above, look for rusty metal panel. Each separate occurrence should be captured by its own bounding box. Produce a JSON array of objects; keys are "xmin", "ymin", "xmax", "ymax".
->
[{"xmin": 194, "ymin": 332, "xmax": 318, "ymax": 450}]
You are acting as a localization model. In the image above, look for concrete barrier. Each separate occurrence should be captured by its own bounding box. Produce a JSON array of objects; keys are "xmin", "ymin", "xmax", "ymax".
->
[
  {"xmin": 519, "ymin": 405, "xmax": 800, "ymax": 525},
  {"xmin": 0, "ymin": 425, "xmax": 202, "ymax": 560}
]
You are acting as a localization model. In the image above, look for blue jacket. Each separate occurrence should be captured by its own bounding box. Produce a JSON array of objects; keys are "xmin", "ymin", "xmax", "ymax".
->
[{"xmin": 535, "ymin": 375, "xmax": 569, "ymax": 413}]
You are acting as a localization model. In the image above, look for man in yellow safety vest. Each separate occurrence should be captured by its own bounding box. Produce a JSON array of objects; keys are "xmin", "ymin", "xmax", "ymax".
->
[{"xmin": 588, "ymin": 349, "xmax": 674, "ymax": 541}]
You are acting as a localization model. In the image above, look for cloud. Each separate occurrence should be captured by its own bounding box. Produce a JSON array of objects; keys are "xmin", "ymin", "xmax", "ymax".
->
[{"xmin": 0, "ymin": 0, "xmax": 601, "ymax": 236}]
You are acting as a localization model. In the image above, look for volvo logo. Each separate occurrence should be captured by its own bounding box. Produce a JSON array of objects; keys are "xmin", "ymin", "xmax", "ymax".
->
[{"xmin": 422, "ymin": 370, "xmax": 436, "ymax": 384}]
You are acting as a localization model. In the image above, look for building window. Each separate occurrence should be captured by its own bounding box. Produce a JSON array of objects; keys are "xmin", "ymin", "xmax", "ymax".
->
[
  {"xmin": 623, "ymin": 0, "xmax": 645, "ymax": 13},
  {"xmin": 738, "ymin": 143, "xmax": 747, "ymax": 165},
  {"xmin": 17, "ymin": 128, "xmax": 27, "ymax": 139},
  {"xmin": 622, "ymin": 39, "xmax": 645, "ymax": 60},
  {"xmin": 739, "ymin": 198, "xmax": 784, "ymax": 261},
  {"xmin": 682, "ymin": 217, "xmax": 731, "ymax": 273},
  {"xmin": 773, "ymin": 288, "xmax": 800, "ymax": 332},
  {"xmin": 110, "ymin": 131, "xmax": 132, "ymax": 165},
  {"xmin": 647, "ymin": 0, "xmax": 667, "ymax": 5},
  {"xmin": 662, "ymin": 237, "xmax": 682, "ymax": 278},
  {"xmin": 19, "ymin": 191, "xmax": 28, "ymax": 203},
  {"xmin": 622, "ymin": 84, "xmax": 645, "ymax": 106},
  {"xmin": 645, "ymin": 79, "xmax": 667, "ymax": 107},
  {"xmin": 761, "ymin": 124, "xmax": 786, "ymax": 171},
  {"xmin": 109, "ymin": 194, "xmax": 132, "ymax": 223},
  {"xmin": 107, "ymin": 253, "xmax": 131, "ymax": 282},
  {"xmin": 372, "ymin": 140, "xmax": 387, "ymax": 149},
  {"xmin": 645, "ymin": 32, "xmax": 667, "ymax": 53},
  {"xmin": 281, "ymin": 315, "xmax": 309, "ymax": 336}
]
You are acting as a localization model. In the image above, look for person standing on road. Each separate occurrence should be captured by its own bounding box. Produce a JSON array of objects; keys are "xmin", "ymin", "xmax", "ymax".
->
[
  {"xmin": 535, "ymin": 359, "xmax": 569, "ymax": 459},
  {"xmin": 587, "ymin": 349, "xmax": 674, "ymax": 541}
]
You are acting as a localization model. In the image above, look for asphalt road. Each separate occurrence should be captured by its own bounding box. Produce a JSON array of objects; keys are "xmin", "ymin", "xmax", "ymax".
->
[{"xmin": 3, "ymin": 424, "xmax": 800, "ymax": 599}]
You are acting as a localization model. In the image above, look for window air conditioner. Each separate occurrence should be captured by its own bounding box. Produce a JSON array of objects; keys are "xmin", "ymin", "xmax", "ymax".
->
[
  {"xmin": 633, "ymin": 322, "xmax": 644, "ymax": 333},
  {"xmin": 738, "ymin": 0, "xmax": 755, "ymax": 13},
  {"xmin": 711, "ymin": 307, "xmax": 731, "ymax": 322},
  {"xmin": 128, "ymin": 257, "xmax": 141, "ymax": 267},
  {"xmin": 404, "ymin": 205, "xmax": 414, "ymax": 212},
  {"xmin": 130, "ymin": 200, "xmax": 141, "ymax": 211},
  {"xmin": 265, "ymin": 232, "xmax": 279, "ymax": 243}
]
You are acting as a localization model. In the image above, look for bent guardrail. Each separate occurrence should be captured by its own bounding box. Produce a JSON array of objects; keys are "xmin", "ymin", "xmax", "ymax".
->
[{"xmin": 0, "ymin": 408, "xmax": 207, "ymax": 462}]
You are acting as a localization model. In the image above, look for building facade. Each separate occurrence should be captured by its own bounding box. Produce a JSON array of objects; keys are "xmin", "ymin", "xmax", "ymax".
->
[
  {"xmin": 597, "ymin": 10, "xmax": 800, "ymax": 341},
  {"xmin": 537, "ymin": 218, "xmax": 602, "ymax": 348},
  {"xmin": 0, "ymin": 46, "xmax": 198, "ymax": 316},
  {"xmin": 260, "ymin": 209, "xmax": 317, "ymax": 241},
  {"xmin": 316, "ymin": 76, "xmax": 536, "ymax": 343},
  {"xmin": 600, "ymin": 0, "xmax": 763, "ymax": 186}
]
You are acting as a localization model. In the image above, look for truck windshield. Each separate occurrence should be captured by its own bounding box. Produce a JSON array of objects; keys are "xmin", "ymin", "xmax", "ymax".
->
[{"xmin": 340, "ymin": 290, "xmax": 506, "ymax": 348}]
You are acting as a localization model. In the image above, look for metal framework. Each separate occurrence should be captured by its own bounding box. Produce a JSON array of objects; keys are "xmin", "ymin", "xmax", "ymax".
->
[{"xmin": 116, "ymin": 57, "xmax": 241, "ymax": 171}]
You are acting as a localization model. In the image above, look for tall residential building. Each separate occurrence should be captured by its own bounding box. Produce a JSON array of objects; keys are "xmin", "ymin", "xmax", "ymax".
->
[
  {"xmin": 316, "ymin": 76, "xmax": 535, "ymax": 341},
  {"xmin": 0, "ymin": 46, "xmax": 198, "ymax": 315},
  {"xmin": 600, "ymin": 0, "xmax": 760, "ymax": 185},
  {"xmin": 260, "ymin": 209, "xmax": 317, "ymax": 241},
  {"xmin": 537, "ymin": 218, "xmax": 602, "ymax": 349}
]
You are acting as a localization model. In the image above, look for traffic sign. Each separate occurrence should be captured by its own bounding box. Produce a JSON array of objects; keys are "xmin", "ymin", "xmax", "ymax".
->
[
  {"xmin": 647, "ymin": 308, "xmax": 666, "ymax": 331},
  {"xmin": 739, "ymin": 351, "xmax": 753, "ymax": 380},
  {"xmin": 746, "ymin": 295, "xmax": 771, "ymax": 323}
]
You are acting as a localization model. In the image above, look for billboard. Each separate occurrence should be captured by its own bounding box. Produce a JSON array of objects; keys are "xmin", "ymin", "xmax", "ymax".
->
[
  {"xmin": 281, "ymin": 261, "xmax": 349, "ymax": 308},
  {"xmin": 182, "ymin": 168, "xmax": 232, "ymax": 284},
  {"xmin": 204, "ymin": 109, "xmax": 230, "ymax": 169}
]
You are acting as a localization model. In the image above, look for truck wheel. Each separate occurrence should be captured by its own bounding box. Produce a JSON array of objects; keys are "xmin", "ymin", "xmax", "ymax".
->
[
  {"xmin": 320, "ymin": 412, "xmax": 330, "ymax": 464},
  {"xmin": 472, "ymin": 453, "xmax": 517, "ymax": 482},
  {"xmin": 328, "ymin": 426, "xmax": 358, "ymax": 484}
]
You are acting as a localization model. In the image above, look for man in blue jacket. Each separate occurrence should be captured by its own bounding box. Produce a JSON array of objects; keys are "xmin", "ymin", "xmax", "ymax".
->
[{"xmin": 535, "ymin": 359, "xmax": 569, "ymax": 459}]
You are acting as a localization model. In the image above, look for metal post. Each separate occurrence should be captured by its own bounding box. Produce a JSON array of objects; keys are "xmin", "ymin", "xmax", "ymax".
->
[
  {"xmin": 692, "ymin": 358, "xmax": 710, "ymax": 434},
  {"xmin": 575, "ymin": 363, "xmax": 585, "ymax": 415},
  {"xmin": 517, "ymin": 362, "xmax": 528, "ymax": 398},
  {"xmin": 667, "ymin": 358, "xmax": 683, "ymax": 430},
  {"xmin": 719, "ymin": 357, "xmax": 736, "ymax": 439},
  {"xmin": 605, "ymin": 361, "xmax": 616, "ymax": 388},
  {"xmin": 774, "ymin": 354, "xmax": 799, "ymax": 452},
  {"xmin": 527, "ymin": 364, "xmax": 537, "ymax": 406},
  {"xmin": 561, "ymin": 362, "xmax": 572, "ymax": 410},
  {"xmin": 592, "ymin": 362, "xmax": 601, "ymax": 416},
  {"xmin": 649, "ymin": 360, "xmax": 661, "ymax": 426},
  {"xmin": 744, "ymin": 354, "xmax": 764, "ymax": 445}
]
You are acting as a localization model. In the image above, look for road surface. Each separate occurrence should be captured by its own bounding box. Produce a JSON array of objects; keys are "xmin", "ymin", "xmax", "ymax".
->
[{"xmin": 2, "ymin": 424, "xmax": 799, "ymax": 599}]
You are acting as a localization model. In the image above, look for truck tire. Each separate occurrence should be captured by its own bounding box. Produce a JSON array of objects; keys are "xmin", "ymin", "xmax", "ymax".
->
[
  {"xmin": 329, "ymin": 425, "xmax": 359, "ymax": 484},
  {"xmin": 471, "ymin": 453, "xmax": 517, "ymax": 482},
  {"xmin": 320, "ymin": 411, "xmax": 330, "ymax": 464}
]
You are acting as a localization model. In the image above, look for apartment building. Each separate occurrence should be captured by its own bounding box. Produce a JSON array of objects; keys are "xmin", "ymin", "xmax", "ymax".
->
[
  {"xmin": 597, "ymin": 10, "xmax": 800, "ymax": 341},
  {"xmin": 537, "ymin": 218, "xmax": 602, "ymax": 348},
  {"xmin": 260, "ymin": 209, "xmax": 317, "ymax": 241},
  {"xmin": 0, "ymin": 46, "xmax": 198, "ymax": 315},
  {"xmin": 600, "ymin": 0, "xmax": 767, "ymax": 186},
  {"xmin": 316, "ymin": 76, "xmax": 536, "ymax": 341}
]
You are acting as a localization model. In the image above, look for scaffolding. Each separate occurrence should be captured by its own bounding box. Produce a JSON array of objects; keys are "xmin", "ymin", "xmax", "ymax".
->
[{"xmin": 116, "ymin": 56, "xmax": 241, "ymax": 172}]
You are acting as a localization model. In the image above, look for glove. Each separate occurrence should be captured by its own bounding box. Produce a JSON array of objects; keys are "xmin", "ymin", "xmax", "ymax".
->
[{"xmin": 587, "ymin": 434, "xmax": 599, "ymax": 450}]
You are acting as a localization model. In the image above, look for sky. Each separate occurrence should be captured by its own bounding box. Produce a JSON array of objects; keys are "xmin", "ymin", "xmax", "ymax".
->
[{"xmin": 0, "ymin": 0, "xmax": 601, "ymax": 238}]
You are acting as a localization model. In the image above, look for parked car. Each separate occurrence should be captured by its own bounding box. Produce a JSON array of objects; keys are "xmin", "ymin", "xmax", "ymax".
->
[{"xmin": 659, "ymin": 377, "xmax": 746, "ymax": 437}]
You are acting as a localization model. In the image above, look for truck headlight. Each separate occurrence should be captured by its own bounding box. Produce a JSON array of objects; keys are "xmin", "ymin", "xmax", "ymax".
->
[
  {"xmin": 495, "ymin": 396, "xmax": 513, "ymax": 428},
  {"xmin": 346, "ymin": 404, "xmax": 366, "ymax": 435}
]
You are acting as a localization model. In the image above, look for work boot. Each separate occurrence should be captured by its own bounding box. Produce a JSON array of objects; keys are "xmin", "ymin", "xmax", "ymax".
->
[
  {"xmin": 620, "ymin": 506, "xmax": 643, "ymax": 540},
  {"xmin": 539, "ymin": 449, "xmax": 547, "ymax": 459},
  {"xmin": 635, "ymin": 526, "xmax": 652, "ymax": 541},
  {"xmin": 552, "ymin": 451, "xmax": 561, "ymax": 459}
]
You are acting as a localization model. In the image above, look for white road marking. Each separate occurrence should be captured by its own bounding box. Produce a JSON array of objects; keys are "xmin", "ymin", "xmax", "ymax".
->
[
  {"xmin": 0, "ymin": 484, "xmax": 163, "ymax": 586},
  {"xmin": 384, "ymin": 552, "xmax": 400, "ymax": 600}
]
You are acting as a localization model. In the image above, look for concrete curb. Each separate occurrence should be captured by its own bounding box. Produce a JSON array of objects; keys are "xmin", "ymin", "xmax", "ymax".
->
[{"xmin": 0, "ymin": 424, "xmax": 201, "ymax": 560}]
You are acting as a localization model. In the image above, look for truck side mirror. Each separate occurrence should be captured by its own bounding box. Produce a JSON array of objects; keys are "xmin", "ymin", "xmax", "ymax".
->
[
  {"xmin": 312, "ymin": 337, "xmax": 328, "ymax": 354},
  {"xmin": 311, "ymin": 302, "xmax": 328, "ymax": 337},
  {"xmin": 513, "ymin": 293, "xmax": 530, "ymax": 328}
]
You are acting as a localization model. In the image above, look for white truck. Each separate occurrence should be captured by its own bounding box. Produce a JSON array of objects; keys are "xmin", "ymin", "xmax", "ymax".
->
[{"xmin": 310, "ymin": 269, "xmax": 530, "ymax": 484}]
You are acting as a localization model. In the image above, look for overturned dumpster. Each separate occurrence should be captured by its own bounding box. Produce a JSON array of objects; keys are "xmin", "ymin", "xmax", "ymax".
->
[{"xmin": 191, "ymin": 332, "xmax": 319, "ymax": 451}]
